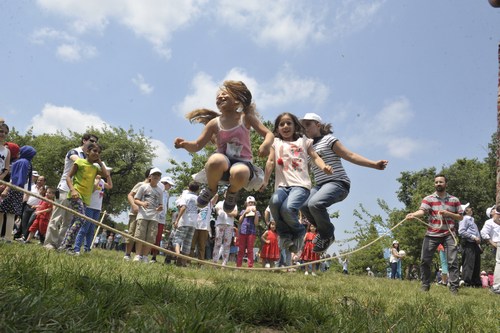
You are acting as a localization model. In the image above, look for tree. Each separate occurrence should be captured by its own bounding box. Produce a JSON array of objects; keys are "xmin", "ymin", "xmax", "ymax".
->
[{"xmin": 343, "ymin": 204, "xmax": 388, "ymax": 275}]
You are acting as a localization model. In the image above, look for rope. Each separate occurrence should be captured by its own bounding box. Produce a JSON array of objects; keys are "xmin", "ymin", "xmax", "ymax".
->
[{"xmin": 1, "ymin": 179, "xmax": 441, "ymax": 272}]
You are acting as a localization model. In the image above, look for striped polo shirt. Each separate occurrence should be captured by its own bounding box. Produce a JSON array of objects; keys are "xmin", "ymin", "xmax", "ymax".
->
[
  {"xmin": 309, "ymin": 134, "xmax": 350, "ymax": 186},
  {"xmin": 420, "ymin": 192, "xmax": 463, "ymax": 237}
]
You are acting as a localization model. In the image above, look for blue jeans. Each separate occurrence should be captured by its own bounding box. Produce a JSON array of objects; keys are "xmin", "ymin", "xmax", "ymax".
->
[
  {"xmin": 421, "ymin": 235, "xmax": 459, "ymax": 290},
  {"xmin": 269, "ymin": 186, "xmax": 309, "ymax": 242},
  {"xmin": 74, "ymin": 207, "xmax": 100, "ymax": 252},
  {"xmin": 300, "ymin": 181, "xmax": 349, "ymax": 239}
]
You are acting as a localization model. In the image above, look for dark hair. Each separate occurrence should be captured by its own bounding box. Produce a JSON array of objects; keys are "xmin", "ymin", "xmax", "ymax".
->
[
  {"xmin": 319, "ymin": 122, "xmax": 333, "ymax": 135},
  {"xmin": 144, "ymin": 167, "xmax": 153, "ymax": 179},
  {"xmin": 435, "ymin": 174, "xmax": 447, "ymax": 182},
  {"xmin": 268, "ymin": 220, "xmax": 276, "ymax": 229},
  {"xmin": 81, "ymin": 133, "xmax": 99, "ymax": 145},
  {"xmin": 273, "ymin": 112, "xmax": 304, "ymax": 141},
  {"xmin": 189, "ymin": 182, "xmax": 200, "ymax": 192},
  {"xmin": 0, "ymin": 123, "xmax": 9, "ymax": 133},
  {"xmin": 86, "ymin": 142, "xmax": 102, "ymax": 153}
]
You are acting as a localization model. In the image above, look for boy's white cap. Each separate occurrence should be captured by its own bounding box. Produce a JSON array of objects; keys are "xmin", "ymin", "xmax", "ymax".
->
[
  {"xmin": 392, "ymin": 240, "xmax": 398, "ymax": 245},
  {"xmin": 160, "ymin": 176, "xmax": 176, "ymax": 186},
  {"xmin": 486, "ymin": 205, "xmax": 495, "ymax": 218},
  {"xmin": 246, "ymin": 196, "xmax": 256, "ymax": 203},
  {"xmin": 460, "ymin": 203, "xmax": 470, "ymax": 212},
  {"xmin": 301, "ymin": 113, "xmax": 322, "ymax": 122},
  {"xmin": 32, "ymin": 170, "xmax": 39, "ymax": 177},
  {"xmin": 149, "ymin": 167, "xmax": 162, "ymax": 176},
  {"xmin": 366, "ymin": 267, "xmax": 371, "ymax": 271}
]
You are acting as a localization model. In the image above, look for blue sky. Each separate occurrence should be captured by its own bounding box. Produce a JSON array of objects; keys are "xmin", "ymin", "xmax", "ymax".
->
[{"xmin": 1, "ymin": 1, "xmax": 499, "ymax": 254}]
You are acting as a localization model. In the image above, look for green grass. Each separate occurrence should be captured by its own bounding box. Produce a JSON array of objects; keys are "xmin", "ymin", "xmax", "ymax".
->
[{"xmin": 1, "ymin": 243, "xmax": 499, "ymax": 332}]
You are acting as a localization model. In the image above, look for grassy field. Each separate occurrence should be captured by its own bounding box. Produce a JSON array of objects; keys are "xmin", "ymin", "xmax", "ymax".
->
[{"xmin": 1, "ymin": 243, "xmax": 499, "ymax": 332}]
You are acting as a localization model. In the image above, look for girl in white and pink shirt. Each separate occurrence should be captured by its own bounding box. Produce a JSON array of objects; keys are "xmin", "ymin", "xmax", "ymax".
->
[{"xmin": 260, "ymin": 113, "xmax": 332, "ymax": 265}]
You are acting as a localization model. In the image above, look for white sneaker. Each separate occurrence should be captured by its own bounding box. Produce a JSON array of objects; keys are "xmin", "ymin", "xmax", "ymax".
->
[
  {"xmin": 311, "ymin": 272, "xmax": 317, "ymax": 277},
  {"xmin": 123, "ymin": 255, "xmax": 131, "ymax": 261},
  {"xmin": 133, "ymin": 255, "xmax": 142, "ymax": 262},
  {"xmin": 305, "ymin": 271, "xmax": 309, "ymax": 276},
  {"xmin": 142, "ymin": 256, "xmax": 149, "ymax": 263}
]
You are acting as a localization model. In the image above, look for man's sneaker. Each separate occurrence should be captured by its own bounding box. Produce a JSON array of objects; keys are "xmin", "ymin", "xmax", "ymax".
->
[
  {"xmin": 123, "ymin": 254, "xmax": 131, "ymax": 261},
  {"xmin": 312, "ymin": 235, "xmax": 335, "ymax": 254},
  {"xmin": 490, "ymin": 287, "xmax": 500, "ymax": 295},
  {"xmin": 197, "ymin": 187, "xmax": 216, "ymax": 208},
  {"xmin": 150, "ymin": 258, "xmax": 157, "ymax": 264},
  {"xmin": 223, "ymin": 190, "xmax": 239, "ymax": 213},
  {"xmin": 142, "ymin": 256, "xmax": 149, "ymax": 264},
  {"xmin": 133, "ymin": 255, "xmax": 143, "ymax": 262}
]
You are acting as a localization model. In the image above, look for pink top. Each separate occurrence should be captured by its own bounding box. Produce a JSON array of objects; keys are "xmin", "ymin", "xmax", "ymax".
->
[
  {"xmin": 216, "ymin": 117, "xmax": 253, "ymax": 162},
  {"xmin": 273, "ymin": 136, "xmax": 313, "ymax": 190}
]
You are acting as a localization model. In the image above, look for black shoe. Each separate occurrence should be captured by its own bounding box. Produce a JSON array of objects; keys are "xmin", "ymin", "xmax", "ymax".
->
[
  {"xmin": 197, "ymin": 187, "xmax": 216, "ymax": 208},
  {"xmin": 223, "ymin": 190, "xmax": 239, "ymax": 213},
  {"xmin": 312, "ymin": 235, "xmax": 335, "ymax": 254}
]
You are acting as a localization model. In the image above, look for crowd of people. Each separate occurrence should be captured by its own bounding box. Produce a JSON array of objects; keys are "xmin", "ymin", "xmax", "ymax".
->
[{"xmin": 1, "ymin": 80, "xmax": 499, "ymax": 295}]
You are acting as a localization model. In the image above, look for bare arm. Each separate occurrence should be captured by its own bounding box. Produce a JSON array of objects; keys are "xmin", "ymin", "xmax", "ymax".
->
[
  {"xmin": 66, "ymin": 164, "xmax": 79, "ymax": 200},
  {"xmin": 174, "ymin": 119, "xmax": 217, "ymax": 153},
  {"xmin": 406, "ymin": 209, "xmax": 425, "ymax": 220},
  {"xmin": 259, "ymin": 147, "xmax": 275, "ymax": 191},
  {"xmin": 308, "ymin": 146, "xmax": 332, "ymax": 174},
  {"xmin": 333, "ymin": 141, "xmax": 388, "ymax": 170},
  {"xmin": 246, "ymin": 113, "xmax": 274, "ymax": 157}
]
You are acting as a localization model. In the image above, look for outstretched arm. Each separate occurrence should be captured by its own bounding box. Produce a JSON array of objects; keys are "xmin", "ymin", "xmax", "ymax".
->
[
  {"xmin": 174, "ymin": 119, "xmax": 217, "ymax": 153},
  {"xmin": 333, "ymin": 141, "xmax": 388, "ymax": 170}
]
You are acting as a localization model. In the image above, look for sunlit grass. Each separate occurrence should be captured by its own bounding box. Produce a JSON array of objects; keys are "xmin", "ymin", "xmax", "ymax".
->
[{"xmin": 1, "ymin": 242, "xmax": 499, "ymax": 332}]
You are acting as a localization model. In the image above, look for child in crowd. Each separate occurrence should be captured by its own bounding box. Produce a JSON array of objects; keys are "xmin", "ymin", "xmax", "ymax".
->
[
  {"xmin": 300, "ymin": 113, "xmax": 388, "ymax": 254},
  {"xmin": 123, "ymin": 168, "xmax": 152, "ymax": 260},
  {"xmin": 437, "ymin": 244, "xmax": 448, "ymax": 285},
  {"xmin": 481, "ymin": 271, "xmax": 489, "ymax": 288},
  {"xmin": 0, "ymin": 123, "xmax": 11, "ymax": 183},
  {"xmin": 260, "ymin": 221, "xmax": 280, "ymax": 268},
  {"xmin": 0, "ymin": 146, "xmax": 36, "ymax": 242},
  {"xmin": 390, "ymin": 240, "xmax": 404, "ymax": 279},
  {"xmin": 133, "ymin": 167, "xmax": 164, "ymax": 263},
  {"xmin": 59, "ymin": 142, "xmax": 108, "ymax": 252},
  {"xmin": 24, "ymin": 187, "xmax": 54, "ymax": 244},
  {"xmin": 236, "ymin": 196, "xmax": 260, "ymax": 268},
  {"xmin": 173, "ymin": 182, "xmax": 200, "ymax": 266},
  {"xmin": 151, "ymin": 176, "xmax": 175, "ymax": 263},
  {"xmin": 191, "ymin": 193, "xmax": 218, "ymax": 261},
  {"xmin": 174, "ymin": 80, "xmax": 273, "ymax": 213},
  {"xmin": 301, "ymin": 224, "xmax": 320, "ymax": 276},
  {"xmin": 261, "ymin": 112, "xmax": 332, "ymax": 265},
  {"xmin": 74, "ymin": 168, "xmax": 113, "ymax": 255},
  {"xmin": 212, "ymin": 191, "xmax": 238, "ymax": 266}
]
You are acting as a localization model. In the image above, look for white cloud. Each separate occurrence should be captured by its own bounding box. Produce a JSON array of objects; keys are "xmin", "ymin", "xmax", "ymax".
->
[
  {"xmin": 36, "ymin": 0, "xmax": 207, "ymax": 59},
  {"xmin": 29, "ymin": 104, "xmax": 107, "ymax": 135},
  {"xmin": 31, "ymin": 27, "xmax": 97, "ymax": 62},
  {"xmin": 56, "ymin": 43, "xmax": 97, "ymax": 62},
  {"xmin": 150, "ymin": 138, "xmax": 172, "ymax": 171},
  {"xmin": 332, "ymin": 0, "xmax": 386, "ymax": 39},
  {"xmin": 175, "ymin": 68, "xmax": 329, "ymax": 118},
  {"xmin": 132, "ymin": 74, "xmax": 154, "ymax": 95},
  {"xmin": 215, "ymin": 0, "xmax": 326, "ymax": 50},
  {"xmin": 342, "ymin": 97, "xmax": 422, "ymax": 159}
]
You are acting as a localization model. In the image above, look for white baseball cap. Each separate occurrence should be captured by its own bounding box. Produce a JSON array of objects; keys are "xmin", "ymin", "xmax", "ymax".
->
[
  {"xmin": 149, "ymin": 167, "xmax": 162, "ymax": 176},
  {"xmin": 160, "ymin": 176, "xmax": 176, "ymax": 186},
  {"xmin": 486, "ymin": 205, "xmax": 495, "ymax": 218},
  {"xmin": 301, "ymin": 113, "xmax": 322, "ymax": 122},
  {"xmin": 32, "ymin": 170, "xmax": 39, "ymax": 177},
  {"xmin": 246, "ymin": 196, "xmax": 256, "ymax": 203},
  {"xmin": 460, "ymin": 203, "xmax": 470, "ymax": 212}
]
